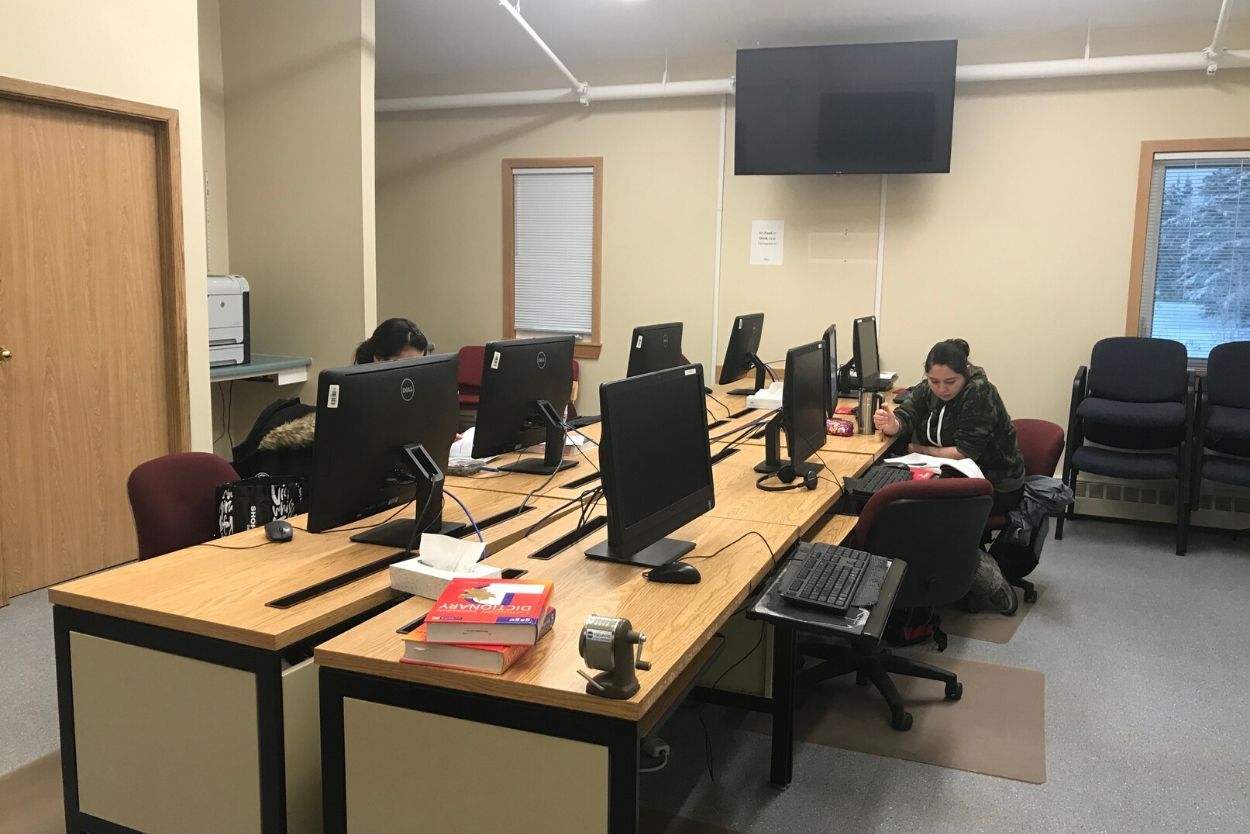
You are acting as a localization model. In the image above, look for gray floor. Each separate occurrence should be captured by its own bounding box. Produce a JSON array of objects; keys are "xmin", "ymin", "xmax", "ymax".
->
[{"xmin": 3, "ymin": 520, "xmax": 1248, "ymax": 831}]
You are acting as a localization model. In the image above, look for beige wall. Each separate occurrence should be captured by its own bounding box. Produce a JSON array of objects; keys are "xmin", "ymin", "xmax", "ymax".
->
[
  {"xmin": 377, "ymin": 56, "xmax": 1250, "ymax": 426},
  {"xmin": 199, "ymin": 0, "xmax": 229, "ymax": 274},
  {"xmin": 219, "ymin": 0, "xmax": 376, "ymax": 409},
  {"xmin": 0, "ymin": 0, "xmax": 212, "ymax": 450},
  {"xmin": 376, "ymin": 98, "xmax": 724, "ymax": 410}
]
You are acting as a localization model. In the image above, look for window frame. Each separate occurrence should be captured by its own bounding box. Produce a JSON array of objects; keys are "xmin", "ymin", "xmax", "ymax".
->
[
  {"xmin": 502, "ymin": 156, "xmax": 603, "ymax": 361},
  {"xmin": 1126, "ymin": 137, "xmax": 1250, "ymax": 367}
]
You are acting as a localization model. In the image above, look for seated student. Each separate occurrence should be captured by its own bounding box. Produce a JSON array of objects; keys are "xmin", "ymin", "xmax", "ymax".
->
[
  {"xmin": 873, "ymin": 338, "xmax": 1026, "ymax": 514},
  {"xmin": 354, "ymin": 317, "xmax": 430, "ymax": 364}
]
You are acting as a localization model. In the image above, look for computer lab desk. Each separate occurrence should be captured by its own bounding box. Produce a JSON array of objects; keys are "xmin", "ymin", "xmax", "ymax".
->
[
  {"xmin": 314, "ymin": 511, "xmax": 801, "ymax": 834},
  {"xmin": 46, "ymin": 490, "xmax": 576, "ymax": 834}
]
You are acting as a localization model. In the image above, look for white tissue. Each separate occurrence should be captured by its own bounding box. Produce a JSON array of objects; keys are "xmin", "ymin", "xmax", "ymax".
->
[{"xmin": 418, "ymin": 533, "xmax": 485, "ymax": 574}]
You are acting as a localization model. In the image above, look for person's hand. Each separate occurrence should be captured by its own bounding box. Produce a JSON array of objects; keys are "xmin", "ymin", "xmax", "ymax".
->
[
  {"xmin": 908, "ymin": 442, "xmax": 927, "ymax": 454},
  {"xmin": 873, "ymin": 407, "xmax": 898, "ymax": 435}
]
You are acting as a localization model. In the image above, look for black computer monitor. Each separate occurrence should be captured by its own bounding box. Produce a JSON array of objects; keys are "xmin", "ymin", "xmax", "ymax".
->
[
  {"xmin": 627, "ymin": 322, "xmax": 684, "ymax": 377},
  {"xmin": 823, "ymin": 324, "xmax": 838, "ymax": 418},
  {"xmin": 586, "ymin": 364, "xmax": 715, "ymax": 568},
  {"xmin": 717, "ymin": 313, "xmax": 767, "ymax": 395},
  {"xmin": 756, "ymin": 341, "xmax": 827, "ymax": 478},
  {"xmin": 306, "ymin": 354, "xmax": 463, "ymax": 548},
  {"xmin": 471, "ymin": 335, "xmax": 577, "ymax": 475},
  {"xmin": 853, "ymin": 315, "xmax": 889, "ymax": 391}
]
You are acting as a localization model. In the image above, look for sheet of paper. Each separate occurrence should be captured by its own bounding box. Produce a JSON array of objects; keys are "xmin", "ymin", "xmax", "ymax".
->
[
  {"xmin": 449, "ymin": 427, "xmax": 497, "ymax": 464},
  {"xmin": 885, "ymin": 453, "xmax": 985, "ymax": 480},
  {"xmin": 750, "ymin": 219, "xmax": 784, "ymax": 265}
]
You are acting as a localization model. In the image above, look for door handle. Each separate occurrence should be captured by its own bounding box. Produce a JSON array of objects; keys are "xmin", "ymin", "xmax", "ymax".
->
[{"xmin": 0, "ymin": 347, "xmax": 11, "ymax": 363}]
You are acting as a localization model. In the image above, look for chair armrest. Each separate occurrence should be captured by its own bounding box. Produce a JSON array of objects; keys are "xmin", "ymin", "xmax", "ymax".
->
[{"xmin": 1063, "ymin": 365, "xmax": 1088, "ymax": 479}]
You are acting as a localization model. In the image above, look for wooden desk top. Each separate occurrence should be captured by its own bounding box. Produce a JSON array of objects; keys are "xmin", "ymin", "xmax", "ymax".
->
[
  {"xmin": 48, "ymin": 491, "xmax": 575, "ymax": 651},
  {"xmin": 314, "ymin": 513, "xmax": 800, "ymax": 722}
]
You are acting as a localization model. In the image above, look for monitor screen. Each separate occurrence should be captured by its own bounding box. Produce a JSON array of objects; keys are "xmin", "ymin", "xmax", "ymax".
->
[
  {"xmin": 783, "ymin": 342, "xmax": 827, "ymax": 471},
  {"xmin": 822, "ymin": 324, "xmax": 838, "ymax": 418},
  {"xmin": 306, "ymin": 354, "xmax": 459, "ymax": 545},
  {"xmin": 717, "ymin": 313, "xmax": 764, "ymax": 386},
  {"xmin": 589, "ymin": 364, "xmax": 714, "ymax": 567},
  {"xmin": 627, "ymin": 322, "xmax": 684, "ymax": 377},
  {"xmin": 854, "ymin": 316, "xmax": 881, "ymax": 382},
  {"xmin": 734, "ymin": 41, "xmax": 957, "ymax": 175},
  {"xmin": 471, "ymin": 335, "xmax": 575, "ymax": 464}
]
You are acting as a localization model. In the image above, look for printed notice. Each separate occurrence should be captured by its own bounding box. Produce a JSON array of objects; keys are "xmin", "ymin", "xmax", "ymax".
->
[{"xmin": 750, "ymin": 220, "xmax": 784, "ymax": 266}]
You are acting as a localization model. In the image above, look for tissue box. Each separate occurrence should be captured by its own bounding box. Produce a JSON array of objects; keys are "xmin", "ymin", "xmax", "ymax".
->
[{"xmin": 389, "ymin": 555, "xmax": 503, "ymax": 600}]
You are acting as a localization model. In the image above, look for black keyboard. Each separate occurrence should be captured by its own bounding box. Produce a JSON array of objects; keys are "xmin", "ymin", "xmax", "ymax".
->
[
  {"xmin": 843, "ymin": 464, "xmax": 912, "ymax": 498},
  {"xmin": 780, "ymin": 542, "xmax": 890, "ymax": 614}
]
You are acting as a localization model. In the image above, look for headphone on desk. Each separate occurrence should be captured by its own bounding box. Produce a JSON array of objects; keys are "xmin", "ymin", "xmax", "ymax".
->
[{"xmin": 756, "ymin": 465, "xmax": 819, "ymax": 493}]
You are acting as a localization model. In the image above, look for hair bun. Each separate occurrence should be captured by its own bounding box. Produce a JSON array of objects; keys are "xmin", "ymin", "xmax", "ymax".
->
[{"xmin": 949, "ymin": 338, "xmax": 970, "ymax": 357}]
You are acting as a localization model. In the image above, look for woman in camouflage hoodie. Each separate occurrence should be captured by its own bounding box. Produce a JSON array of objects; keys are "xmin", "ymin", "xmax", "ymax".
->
[{"xmin": 874, "ymin": 339, "xmax": 1027, "ymax": 514}]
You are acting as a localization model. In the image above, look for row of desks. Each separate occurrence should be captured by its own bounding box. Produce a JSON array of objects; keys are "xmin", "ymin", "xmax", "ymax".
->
[{"xmin": 48, "ymin": 385, "xmax": 896, "ymax": 834}]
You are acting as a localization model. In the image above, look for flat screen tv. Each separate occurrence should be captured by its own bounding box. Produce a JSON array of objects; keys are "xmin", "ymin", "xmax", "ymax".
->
[{"xmin": 734, "ymin": 41, "xmax": 957, "ymax": 175}]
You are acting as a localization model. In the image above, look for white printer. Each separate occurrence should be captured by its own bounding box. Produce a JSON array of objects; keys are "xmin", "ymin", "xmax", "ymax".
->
[{"xmin": 207, "ymin": 274, "xmax": 251, "ymax": 367}]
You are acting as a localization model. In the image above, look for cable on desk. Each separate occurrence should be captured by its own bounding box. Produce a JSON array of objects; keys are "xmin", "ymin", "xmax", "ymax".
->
[
  {"xmin": 813, "ymin": 450, "xmax": 844, "ymax": 489},
  {"xmin": 706, "ymin": 391, "xmax": 733, "ymax": 417},
  {"xmin": 562, "ymin": 423, "xmax": 599, "ymax": 472},
  {"xmin": 522, "ymin": 486, "xmax": 602, "ymax": 538},
  {"xmin": 443, "ymin": 488, "xmax": 483, "ymax": 542},
  {"xmin": 708, "ymin": 414, "xmax": 771, "ymax": 444},
  {"xmin": 318, "ymin": 497, "xmax": 416, "ymax": 534},
  {"xmin": 516, "ymin": 423, "xmax": 572, "ymax": 514},
  {"xmin": 683, "ymin": 530, "xmax": 777, "ymax": 572},
  {"xmin": 201, "ymin": 539, "xmax": 278, "ymax": 551}
]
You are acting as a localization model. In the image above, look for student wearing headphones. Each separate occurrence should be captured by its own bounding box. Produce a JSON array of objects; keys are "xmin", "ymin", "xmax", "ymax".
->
[
  {"xmin": 873, "ymin": 339, "xmax": 1026, "ymax": 513},
  {"xmin": 354, "ymin": 317, "xmax": 431, "ymax": 364}
]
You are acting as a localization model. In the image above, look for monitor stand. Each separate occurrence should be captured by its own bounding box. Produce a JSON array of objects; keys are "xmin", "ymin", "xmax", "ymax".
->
[
  {"xmin": 350, "ymin": 517, "xmax": 465, "ymax": 548},
  {"xmin": 497, "ymin": 399, "xmax": 578, "ymax": 475},
  {"xmin": 752, "ymin": 414, "xmax": 824, "ymax": 478},
  {"xmin": 585, "ymin": 537, "xmax": 695, "ymax": 568},
  {"xmin": 727, "ymin": 354, "xmax": 770, "ymax": 397}
]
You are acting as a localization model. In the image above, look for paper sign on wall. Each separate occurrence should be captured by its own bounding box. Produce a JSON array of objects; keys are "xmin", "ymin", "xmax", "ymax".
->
[{"xmin": 750, "ymin": 220, "xmax": 784, "ymax": 266}]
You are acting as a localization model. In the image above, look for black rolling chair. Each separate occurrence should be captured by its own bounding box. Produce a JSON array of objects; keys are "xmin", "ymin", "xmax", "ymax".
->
[
  {"xmin": 797, "ymin": 478, "xmax": 993, "ymax": 731},
  {"xmin": 1193, "ymin": 341, "xmax": 1250, "ymax": 505},
  {"xmin": 1057, "ymin": 337, "xmax": 1195, "ymax": 555}
]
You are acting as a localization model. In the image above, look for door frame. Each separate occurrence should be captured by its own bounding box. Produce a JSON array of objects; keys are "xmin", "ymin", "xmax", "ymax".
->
[{"xmin": 0, "ymin": 75, "xmax": 192, "ymax": 451}]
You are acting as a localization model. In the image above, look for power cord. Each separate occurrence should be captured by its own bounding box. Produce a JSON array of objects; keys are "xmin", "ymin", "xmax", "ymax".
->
[
  {"xmin": 522, "ymin": 485, "xmax": 602, "ymax": 538},
  {"xmin": 443, "ymin": 488, "xmax": 483, "ymax": 542},
  {"xmin": 706, "ymin": 391, "xmax": 733, "ymax": 417},
  {"xmin": 683, "ymin": 530, "xmax": 777, "ymax": 572},
  {"xmin": 202, "ymin": 539, "xmax": 278, "ymax": 551},
  {"xmin": 516, "ymin": 423, "xmax": 572, "ymax": 513}
]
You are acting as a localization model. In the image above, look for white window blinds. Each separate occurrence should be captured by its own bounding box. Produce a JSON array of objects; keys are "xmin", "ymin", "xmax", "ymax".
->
[
  {"xmin": 512, "ymin": 167, "xmax": 595, "ymax": 336},
  {"xmin": 1140, "ymin": 152, "xmax": 1250, "ymax": 361}
]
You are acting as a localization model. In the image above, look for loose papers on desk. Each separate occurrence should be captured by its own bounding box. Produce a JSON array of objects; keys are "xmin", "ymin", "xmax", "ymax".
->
[{"xmin": 884, "ymin": 453, "xmax": 985, "ymax": 480}]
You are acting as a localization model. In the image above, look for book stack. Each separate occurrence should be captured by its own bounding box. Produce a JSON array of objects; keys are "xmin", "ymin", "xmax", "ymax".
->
[{"xmin": 401, "ymin": 578, "xmax": 555, "ymax": 674}]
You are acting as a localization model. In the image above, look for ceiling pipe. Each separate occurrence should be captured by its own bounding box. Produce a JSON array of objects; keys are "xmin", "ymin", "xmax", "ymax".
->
[
  {"xmin": 1205, "ymin": 0, "xmax": 1237, "ymax": 72},
  {"xmin": 376, "ymin": 49, "xmax": 1250, "ymax": 112},
  {"xmin": 497, "ymin": 0, "xmax": 588, "ymax": 102}
]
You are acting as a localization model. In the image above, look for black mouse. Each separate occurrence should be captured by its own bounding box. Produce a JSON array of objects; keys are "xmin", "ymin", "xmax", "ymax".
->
[
  {"xmin": 645, "ymin": 562, "xmax": 701, "ymax": 584},
  {"xmin": 264, "ymin": 520, "xmax": 293, "ymax": 543}
]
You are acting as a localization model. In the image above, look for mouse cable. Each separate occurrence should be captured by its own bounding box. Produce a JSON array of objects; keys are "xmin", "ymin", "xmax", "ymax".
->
[
  {"xmin": 201, "ymin": 539, "xmax": 278, "ymax": 551},
  {"xmin": 682, "ymin": 530, "xmax": 776, "ymax": 571},
  {"xmin": 812, "ymin": 450, "xmax": 844, "ymax": 489},
  {"xmin": 443, "ymin": 488, "xmax": 483, "ymax": 543}
]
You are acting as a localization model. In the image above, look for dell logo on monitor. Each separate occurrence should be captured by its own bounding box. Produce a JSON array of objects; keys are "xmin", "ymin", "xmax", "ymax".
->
[
  {"xmin": 536, "ymin": 351, "xmax": 547, "ymax": 370},
  {"xmin": 400, "ymin": 378, "xmax": 415, "ymax": 401}
]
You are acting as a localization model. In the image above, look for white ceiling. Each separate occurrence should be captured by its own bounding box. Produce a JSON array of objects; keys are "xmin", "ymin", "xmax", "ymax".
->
[{"xmin": 376, "ymin": 0, "xmax": 1242, "ymax": 92}]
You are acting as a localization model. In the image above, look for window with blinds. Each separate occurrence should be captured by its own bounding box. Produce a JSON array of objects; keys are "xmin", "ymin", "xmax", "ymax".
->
[
  {"xmin": 1138, "ymin": 150, "xmax": 1250, "ymax": 362},
  {"xmin": 503, "ymin": 159, "xmax": 602, "ymax": 357}
]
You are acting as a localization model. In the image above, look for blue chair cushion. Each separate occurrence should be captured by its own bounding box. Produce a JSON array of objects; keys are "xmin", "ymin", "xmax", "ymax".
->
[
  {"xmin": 1078, "ymin": 397, "xmax": 1186, "ymax": 429},
  {"xmin": 1202, "ymin": 454, "xmax": 1250, "ymax": 488},
  {"xmin": 1071, "ymin": 446, "xmax": 1178, "ymax": 480},
  {"xmin": 1206, "ymin": 405, "xmax": 1250, "ymax": 441}
]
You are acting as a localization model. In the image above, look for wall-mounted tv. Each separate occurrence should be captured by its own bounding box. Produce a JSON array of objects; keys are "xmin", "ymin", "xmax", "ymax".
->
[{"xmin": 734, "ymin": 41, "xmax": 958, "ymax": 176}]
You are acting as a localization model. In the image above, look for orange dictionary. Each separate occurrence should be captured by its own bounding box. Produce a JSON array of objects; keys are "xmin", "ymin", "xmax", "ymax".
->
[
  {"xmin": 401, "ymin": 608, "xmax": 556, "ymax": 674},
  {"xmin": 425, "ymin": 578, "xmax": 555, "ymax": 645}
]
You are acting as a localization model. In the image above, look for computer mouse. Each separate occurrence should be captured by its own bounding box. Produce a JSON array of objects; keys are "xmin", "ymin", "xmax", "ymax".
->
[
  {"xmin": 644, "ymin": 562, "xmax": 701, "ymax": 584},
  {"xmin": 264, "ymin": 520, "xmax": 294, "ymax": 543}
]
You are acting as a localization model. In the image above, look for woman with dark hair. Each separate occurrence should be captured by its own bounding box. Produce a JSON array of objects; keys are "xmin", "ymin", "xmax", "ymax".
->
[
  {"xmin": 874, "ymin": 338, "xmax": 1026, "ymax": 513},
  {"xmin": 354, "ymin": 318, "xmax": 429, "ymax": 364}
]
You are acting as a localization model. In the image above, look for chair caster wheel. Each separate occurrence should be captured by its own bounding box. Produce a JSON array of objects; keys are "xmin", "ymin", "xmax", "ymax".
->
[
  {"xmin": 1023, "ymin": 589, "xmax": 1038, "ymax": 603},
  {"xmin": 946, "ymin": 682, "xmax": 963, "ymax": 701},
  {"xmin": 892, "ymin": 712, "xmax": 914, "ymax": 732}
]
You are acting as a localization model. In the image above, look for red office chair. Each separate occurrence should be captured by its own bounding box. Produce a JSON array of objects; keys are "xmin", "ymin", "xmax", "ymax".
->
[
  {"xmin": 456, "ymin": 345, "xmax": 486, "ymax": 411},
  {"xmin": 798, "ymin": 478, "xmax": 993, "ymax": 731},
  {"xmin": 127, "ymin": 452, "xmax": 239, "ymax": 559},
  {"xmin": 986, "ymin": 418, "xmax": 1065, "ymax": 602}
]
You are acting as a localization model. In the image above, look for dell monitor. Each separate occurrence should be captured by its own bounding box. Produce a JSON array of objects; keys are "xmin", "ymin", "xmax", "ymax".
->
[
  {"xmin": 823, "ymin": 324, "xmax": 838, "ymax": 418},
  {"xmin": 471, "ymin": 335, "xmax": 578, "ymax": 475},
  {"xmin": 586, "ymin": 364, "xmax": 715, "ymax": 568},
  {"xmin": 306, "ymin": 354, "xmax": 463, "ymax": 548},
  {"xmin": 852, "ymin": 315, "xmax": 893, "ymax": 392},
  {"xmin": 756, "ymin": 341, "xmax": 827, "ymax": 478},
  {"xmin": 627, "ymin": 322, "xmax": 684, "ymax": 377},
  {"xmin": 717, "ymin": 313, "xmax": 768, "ymax": 395}
]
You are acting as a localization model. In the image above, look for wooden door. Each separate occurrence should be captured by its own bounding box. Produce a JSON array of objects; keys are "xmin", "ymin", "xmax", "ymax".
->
[{"xmin": 0, "ymin": 80, "xmax": 189, "ymax": 600}]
